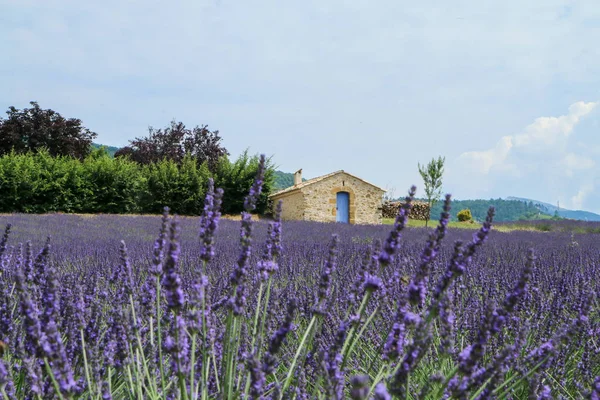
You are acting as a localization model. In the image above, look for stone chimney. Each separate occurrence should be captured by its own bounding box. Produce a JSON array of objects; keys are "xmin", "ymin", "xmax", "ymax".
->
[{"xmin": 294, "ymin": 169, "xmax": 302, "ymax": 186}]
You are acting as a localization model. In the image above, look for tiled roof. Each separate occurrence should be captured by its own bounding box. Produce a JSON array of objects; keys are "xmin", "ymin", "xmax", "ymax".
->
[{"xmin": 269, "ymin": 170, "xmax": 386, "ymax": 198}]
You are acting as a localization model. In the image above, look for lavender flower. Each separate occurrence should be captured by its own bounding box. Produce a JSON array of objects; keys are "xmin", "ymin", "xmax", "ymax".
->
[
  {"xmin": 315, "ymin": 234, "xmax": 339, "ymax": 314},
  {"xmin": 378, "ymin": 186, "xmax": 416, "ymax": 267},
  {"xmin": 590, "ymin": 377, "xmax": 600, "ymax": 400},
  {"xmin": 199, "ymin": 178, "xmax": 224, "ymax": 264},
  {"xmin": 0, "ymin": 224, "xmax": 10, "ymax": 260},
  {"xmin": 162, "ymin": 218, "xmax": 185, "ymax": 311},
  {"xmin": 407, "ymin": 193, "xmax": 451, "ymax": 307},
  {"xmin": 228, "ymin": 154, "xmax": 266, "ymax": 315},
  {"xmin": 350, "ymin": 374, "xmax": 370, "ymax": 399},
  {"xmin": 263, "ymin": 298, "xmax": 297, "ymax": 374},
  {"xmin": 165, "ymin": 315, "xmax": 190, "ymax": 376},
  {"xmin": 0, "ymin": 359, "xmax": 15, "ymax": 399},
  {"xmin": 248, "ymin": 355, "xmax": 265, "ymax": 399},
  {"xmin": 374, "ymin": 382, "xmax": 392, "ymax": 400}
]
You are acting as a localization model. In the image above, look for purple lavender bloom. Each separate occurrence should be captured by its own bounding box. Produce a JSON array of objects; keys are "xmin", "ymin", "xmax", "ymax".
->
[
  {"xmin": 151, "ymin": 207, "xmax": 171, "ymax": 276},
  {"xmin": 591, "ymin": 377, "xmax": 600, "ymax": 400},
  {"xmin": 378, "ymin": 186, "xmax": 416, "ymax": 268},
  {"xmin": 162, "ymin": 218, "xmax": 185, "ymax": 311},
  {"xmin": 350, "ymin": 374, "xmax": 370, "ymax": 400},
  {"xmin": 199, "ymin": 178, "xmax": 224, "ymax": 264},
  {"xmin": 0, "ymin": 359, "xmax": 15, "ymax": 399},
  {"xmin": 315, "ymin": 234, "xmax": 339, "ymax": 314},
  {"xmin": 32, "ymin": 237, "xmax": 51, "ymax": 291},
  {"xmin": 257, "ymin": 200, "xmax": 283, "ymax": 281},
  {"xmin": 263, "ymin": 298, "xmax": 297, "ymax": 374},
  {"xmin": 243, "ymin": 154, "xmax": 267, "ymax": 213},
  {"xmin": 362, "ymin": 273, "xmax": 383, "ymax": 292},
  {"xmin": 271, "ymin": 200, "xmax": 283, "ymax": 259},
  {"xmin": 118, "ymin": 240, "xmax": 135, "ymax": 297},
  {"xmin": 0, "ymin": 224, "xmax": 10, "ymax": 261},
  {"xmin": 228, "ymin": 155, "xmax": 266, "ymax": 315},
  {"xmin": 538, "ymin": 385, "xmax": 552, "ymax": 399},
  {"xmin": 322, "ymin": 320, "xmax": 352, "ymax": 399},
  {"xmin": 43, "ymin": 318, "xmax": 78, "ymax": 395},
  {"xmin": 165, "ymin": 315, "xmax": 190, "ymax": 376},
  {"xmin": 407, "ymin": 194, "xmax": 451, "ymax": 307},
  {"xmin": 257, "ymin": 224, "xmax": 275, "ymax": 281},
  {"xmin": 248, "ymin": 355, "xmax": 265, "ymax": 399},
  {"xmin": 374, "ymin": 382, "xmax": 392, "ymax": 400}
]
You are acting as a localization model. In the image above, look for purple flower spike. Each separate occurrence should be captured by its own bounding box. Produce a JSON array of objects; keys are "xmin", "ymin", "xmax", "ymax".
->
[
  {"xmin": 315, "ymin": 234, "xmax": 339, "ymax": 314},
  {"xmin": 374, "ymin": 382, "xmax": 392, "ymax": 400},
  {"xmin": 378, "ymin": 186, "xmax": 416, "ymax": 268},
  {"xmin": 0, "ymin": 224, "xmax": 11, "ymax": 261},
  {"xmin": 199, "ymin": 178, "xmax": 224, "ymax": 264},
  {"xmin": 263, "ymin": 298, "xmax": 297, "ymax": 375},
  {"xmin": 591, "ymin": 377, "xmax": 600, "ymax": 400},
  {"xmin": 350, "ymin": 374, "xmax": 370, "ymax": 400},
  {"xmin": 408, "ymin": 194, "xmax": 451, "ymax": 307},
  {"xmin": 162, "ymin": 217, "xmax": 185, "ymax": 311},
  {"xmin": 228, "ymin": 155, "xmax": 266, "ymax": 315}
]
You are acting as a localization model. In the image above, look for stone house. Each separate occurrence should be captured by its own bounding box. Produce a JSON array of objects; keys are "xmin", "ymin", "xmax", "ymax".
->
[{"xmin": 269, "ymin": 169, "xmax": 386, "ymax": 224}]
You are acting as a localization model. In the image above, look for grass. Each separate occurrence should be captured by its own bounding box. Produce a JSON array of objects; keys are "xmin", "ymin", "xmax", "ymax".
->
[
  {"xmin": 384, "ymin": 218, "xmax": 591, "ymax": 233},
  {"xmin": 383, "ymin": 218, "xmax": 480, "ymax": 229}
]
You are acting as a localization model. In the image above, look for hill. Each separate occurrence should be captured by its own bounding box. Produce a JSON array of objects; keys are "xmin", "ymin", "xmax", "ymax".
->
[
  {"xmin": 507, "ymin": 196, "xmax": 600, "ymax": 221},
  {"xmin": 427, "ymin": 198, "xmax": 554, "ymax": 222},
  {"xmin": 91, "ymin": 143, "xmax": 120, "ymax": 157},
  {"xmin": 273, "ymin": 170, "xmax": 306, "ymax": 190}
]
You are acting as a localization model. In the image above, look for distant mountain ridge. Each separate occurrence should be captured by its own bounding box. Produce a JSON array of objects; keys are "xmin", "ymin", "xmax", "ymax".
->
[
  {"xmin": 507, "ymin": 197, "xmax": 600, "ymax": 221},
  {"xmin": 273, "ymin": 170, "xmax": 306, "ymax": 190},
  {"xmin": 91, "ymin": 143, "xmax": 120, "ymax": 157}
]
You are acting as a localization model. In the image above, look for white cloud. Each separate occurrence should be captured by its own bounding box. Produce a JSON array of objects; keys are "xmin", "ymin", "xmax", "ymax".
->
[
  {"xmin": 571, "ymin": 183, "xmax": 594, "ymax": 210},
  {"xmin": 514, "ymin": 101, "xmax": 598, "ymax": 147},
  {"xmin": 459, "ymin": 135, "xmax": 513, "ymax": 174},
  {"xmin": 459, "ymin": 101, "xmax": 598, "ymax": 174}
]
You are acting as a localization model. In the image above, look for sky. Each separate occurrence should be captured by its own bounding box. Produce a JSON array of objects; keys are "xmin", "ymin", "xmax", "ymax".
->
[{"xmin": 1, "ymin": 0, "xmax": 600, "ymax": 212}]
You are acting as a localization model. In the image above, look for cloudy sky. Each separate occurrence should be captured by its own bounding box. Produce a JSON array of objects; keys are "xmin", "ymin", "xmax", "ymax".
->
[{"xmin": 2, "ymin": 0, "xmax": 599, "ymax": 212}]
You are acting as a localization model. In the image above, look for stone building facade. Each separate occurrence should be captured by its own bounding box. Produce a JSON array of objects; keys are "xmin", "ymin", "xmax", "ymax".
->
[{"xmin": 269, "ymin": 170, "xmax": 385, "ymax": 224}]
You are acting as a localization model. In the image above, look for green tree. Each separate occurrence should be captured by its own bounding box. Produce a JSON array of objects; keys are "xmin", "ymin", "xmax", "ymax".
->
[
  {"xmin": 418, "ymin": 156, "xmax": 445, "ymax": 227},
  {"xmin": 214, "ymin": 150, "xmax": 275, "ymax": 215}
]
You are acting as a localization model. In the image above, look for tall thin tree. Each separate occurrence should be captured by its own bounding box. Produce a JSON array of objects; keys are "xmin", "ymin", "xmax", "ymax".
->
[{"xmin": 418, "ymin": 156, "xmax": 445, "ymax": 227}]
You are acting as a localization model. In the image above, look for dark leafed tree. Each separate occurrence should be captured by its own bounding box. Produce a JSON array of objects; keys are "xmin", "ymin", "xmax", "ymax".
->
[
  {"xmin": 418, "ymin": 156, "xmax": 445, "ymax": 227},
  {"xmin": 0, "ymin": 101, "xmax": 97, "ymax": 159},
  {"xmin": 115, "ymin": 120, "xmax": 228, "ymax": 172}
]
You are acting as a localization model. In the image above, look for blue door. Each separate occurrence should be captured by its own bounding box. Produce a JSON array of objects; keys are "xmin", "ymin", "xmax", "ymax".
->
[{"xmin": 336, "ymin": 192, "xmax": 349, "ymax": 223}]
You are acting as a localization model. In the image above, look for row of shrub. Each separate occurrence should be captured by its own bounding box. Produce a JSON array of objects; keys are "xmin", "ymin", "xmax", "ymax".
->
[{"xmin": 0, "ymin": 148, "xmax": 274, "ymax": 215}]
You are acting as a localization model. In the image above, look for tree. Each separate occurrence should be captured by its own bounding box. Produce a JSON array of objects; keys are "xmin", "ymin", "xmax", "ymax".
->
[
  {"xmin": 0, "ymin": 101, "xmax": 98, "ymax": 159},
  {"xmin": 418, "ymin": 156, "xmax": 445, "ymax": 227},
  {"xmin": 213, "ymin": 150, "xmax": 275, "ymax": 214},
  {"xmin": 115, "ymin": 120, "xmax": 228, "ymax": 172}
]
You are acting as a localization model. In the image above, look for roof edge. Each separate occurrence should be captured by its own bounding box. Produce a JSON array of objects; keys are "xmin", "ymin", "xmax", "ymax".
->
[{"xmin": 268, "ymin": 170, "xmax": 386, "ymax": 198}]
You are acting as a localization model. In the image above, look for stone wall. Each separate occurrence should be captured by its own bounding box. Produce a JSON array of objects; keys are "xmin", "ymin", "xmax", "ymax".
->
[
  {"xmin": 274, "ymin": 191, "xmax": 305, "ymax": 221},
  {"xmin": 300, "ymin": 172, "xmax": 384, "ymax": 224},
  {"xmin": 381, "ymin": 200, "xmax": 431, "ymax": 220}
]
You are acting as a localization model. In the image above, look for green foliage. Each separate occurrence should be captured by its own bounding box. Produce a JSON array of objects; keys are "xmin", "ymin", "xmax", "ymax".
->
[
  {"xmin": 457, "ymin": 208, "xmax": 473, "ymax": 222},
  {"xmin": 140, "ymin": 155, "xmax": 211, "ymax": 215},
  {"xmin": 428, "ymin": 198, "xmax": 552, "ymax": 222},
  {"xmin": 0, "ymin": 148, "xmax": 274, "ymax": 215},
  {"xmin": 273, "ymin": 170, "xmax": 305, "ymax": 190},
  {"xmin": 91, "ymin": 143, "xmax": 120, "ymax": 157},
  {"xmin": 418, "ymin": 156, "xmax": 445, "ymax": 226},
  {"xmin": 80, "ymin": 152, "xmax": 144, "ymax": 214},
  {"xmin": 0, "ymin": 149, "xmax": 90, "ymax": 213},
  {"xmin": 213, "ymin": 150, "xmax": 275, "ymax": 214}
]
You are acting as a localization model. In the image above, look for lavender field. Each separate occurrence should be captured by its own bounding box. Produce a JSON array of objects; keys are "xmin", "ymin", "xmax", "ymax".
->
[{"xmin": 1, "ymin": 175, "xmax": 599, "ymax": 398}]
